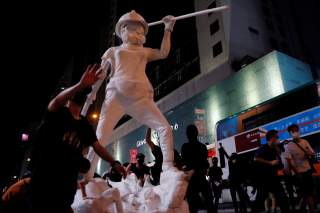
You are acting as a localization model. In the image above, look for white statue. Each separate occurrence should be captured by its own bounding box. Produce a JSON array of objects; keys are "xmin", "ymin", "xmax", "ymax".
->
[{"xmin": 84, "ymin": 10, "xmax": 178, "ymax": 178}]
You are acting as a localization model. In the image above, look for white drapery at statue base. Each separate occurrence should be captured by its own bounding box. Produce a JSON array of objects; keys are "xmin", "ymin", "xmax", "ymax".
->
[{"xmin": 72, "ymin": 170, "xmax": 191, "ymax": 213}]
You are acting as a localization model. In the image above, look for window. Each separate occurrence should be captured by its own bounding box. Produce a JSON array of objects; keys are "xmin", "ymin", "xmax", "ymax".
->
[
  {"xmin": 248, "ymin": 27, "xmax": 259, "ymax": 35},
  {"xmin": 212, "ymin": 41, "xmax": 223, "ymax": 57},
  {"xmin": 210, "ymin": 20, "xmax": 220, "ymax": 35},
  {"xmin": 208, "ymin": 1, "xmax": 216, "ymax": 16}
]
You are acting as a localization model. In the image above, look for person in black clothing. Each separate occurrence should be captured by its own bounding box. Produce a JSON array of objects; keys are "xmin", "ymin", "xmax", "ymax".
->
[
  {"xmin": 29, "ymin": 64, "xmax": 126, "ymax": 213},
  {"xmin": 123, "ymin": 162, "xmax": 130, "ymax": 168},
  {"xmin": 252, "ymin": 130, "xmax": 290, "ymax": 213},
  {"xmin": 145, "ymin": 128, "xmax": 184, "ymax": 185},
  {"xmin": 218, "ymin": 142, "xmax": 230, "ymax": 168},
  {"xmin": 145, "ymin": 128, "xmax": 163, "ymax": 185},
  {"xmin": 2, "ymin": 173, "xmax": 32, "ymax": 213},
  {"xmin": 103, "ymin": 161, "xmax": 123, "ymax": 182},
  {"xmin": 228, "ymin": 153, "xmax": 248, "ymax": 213},
  {"xmin": 127, "ymin": 153, "xmax": 150, "ymax": 186},
  {"xmin": 181, "ymin": 124, "xmax": 214, "ymax": 213},
  {"xmin": 208, "ymin": 157, "xmax": 223, "ymax": 212},
  {"xmin": 173, "ymin": 149, "xmax": 184, "ymax": 170}
]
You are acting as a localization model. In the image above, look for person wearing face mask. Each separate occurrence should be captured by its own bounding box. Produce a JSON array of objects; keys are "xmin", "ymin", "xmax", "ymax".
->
[
  {"xmin": 252, "ymin": 130, "xmax": 290, "ymax": 213},
  {"xmin": 284, "ymin": 124, "xmax": 316, "ymax": 213},
  {"xmin": 84, "ymin": 10, "xmax": 182, "ymax": 182}
]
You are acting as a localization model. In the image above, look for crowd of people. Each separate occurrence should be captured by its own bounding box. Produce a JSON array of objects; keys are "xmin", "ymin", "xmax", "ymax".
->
[
  {"xmin": 1, "ymin": 65, "xmax": 319, "ymax": 213},
  {"xmin": 204, "ymin": 125, "xmax": 318, "ymax": 213},
  {"xmin": 94, "ymin": 124, "xmax": 319, "ymax": 213}
]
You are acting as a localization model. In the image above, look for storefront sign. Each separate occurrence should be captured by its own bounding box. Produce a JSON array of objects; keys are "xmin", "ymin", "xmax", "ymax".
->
[
  {"xmin": 260, "ymin": 106, "xmax": 320, "ymax": 144},
  {"xmin": 234, "ymin": 128, "xmax": 261, "ymax": 153}
]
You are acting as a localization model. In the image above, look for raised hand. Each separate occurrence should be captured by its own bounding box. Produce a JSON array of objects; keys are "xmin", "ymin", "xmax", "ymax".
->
[
  {"xmin": 79, "ymin": 64, "xmax": 102, "ymax": 88},
  {"xmin": 162, "ymin": 15, "xmax": 176, "ymax": 32}
]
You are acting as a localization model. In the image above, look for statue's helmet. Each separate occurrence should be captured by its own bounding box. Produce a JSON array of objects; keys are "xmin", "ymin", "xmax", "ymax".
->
[{"xmin": 115, "ymin": 10, "xmax": 148, "ymax": 37}]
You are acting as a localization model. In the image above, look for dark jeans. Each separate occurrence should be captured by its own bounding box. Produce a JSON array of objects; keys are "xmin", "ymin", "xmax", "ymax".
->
[
  {"xmin": 283, "ymin": 175, "xmax": 296, "ymax": 210},
  {"xmin": 211, "ymin": 181, "xmax": 222, "ymax": 212},
  {"xmin": 186, "ymin": 172, "xmax": 215, "ymax": 213},
  {"xmin": 229, "ymin": 181, "xmax": 248, "ymax": 213},
  {"xmin": 252, "ymin": 177, "xmax": 290, "ymax": 213}
]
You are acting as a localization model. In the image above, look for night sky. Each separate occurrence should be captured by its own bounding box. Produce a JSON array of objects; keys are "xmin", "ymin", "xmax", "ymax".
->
[
  {"xmin": 6, "ymin": 0, "xmax": 107, "ymax": 128},
  {"xmin": 3, "ymin": 0, "xmax": 113, "ymax": 184},
  {"xmin": 2, "ymin": 0, "xmax": 319, "ymax": 185},
  {"xmin": 5, "ymin": 0, "xmax": 195, "ymax": 131},
  {"xmin": 2, "ymin": 0, "xmax": 195, "ymax": 183}
]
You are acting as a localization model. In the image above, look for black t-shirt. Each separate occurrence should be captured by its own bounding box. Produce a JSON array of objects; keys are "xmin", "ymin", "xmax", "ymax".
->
[
  {"xmin": 174, "ymin": 149, "xmax": 184, "ymax": 170},
  {"xmin": 106, "ymin": 168, "xmax": 123, "ymax": 182},
  {"xmin": 152, "ymin": 145, "xmax": 163, "ymax": 169},
  {"xmin": 150, "ymin": 145, "xmax": 163, "ymax": 185},
  {"xmin": 208, "ymin": 166, "xmax": 223, "ymax": 182},
  {"xmin": 130, "ymin": 163, "xmax": 150, "ymax": 179},
  {"xmin": 181, "ymin": 141, "xmax": 209, "ymax": 173},
  {"xmin": 31, "ymin": 107, "xmax": 97, "ymax": 206},
  {"xmin": 254, "ymin": 144, "xmax": 282, "ymax": 178},
  {"xmin": 228, "ymin": 159, "xmax": 244, "ymax": 183}
]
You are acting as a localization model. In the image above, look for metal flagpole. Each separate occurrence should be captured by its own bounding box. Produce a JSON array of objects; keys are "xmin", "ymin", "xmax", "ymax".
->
[{"xmin": 148, "ymin": 5, "xmax": 229, "ymax": 27}]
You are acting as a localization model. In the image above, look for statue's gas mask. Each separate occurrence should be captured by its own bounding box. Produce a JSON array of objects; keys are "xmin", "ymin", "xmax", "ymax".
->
[{"xmin": 120, "ymin": 22, "xmax": 146, "ymax": 45}]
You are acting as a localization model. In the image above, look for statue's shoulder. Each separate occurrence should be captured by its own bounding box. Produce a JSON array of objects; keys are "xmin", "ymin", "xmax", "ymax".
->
[{"xmin": 102, "ymin": 47, "xmax": 118, "ymax": 58}]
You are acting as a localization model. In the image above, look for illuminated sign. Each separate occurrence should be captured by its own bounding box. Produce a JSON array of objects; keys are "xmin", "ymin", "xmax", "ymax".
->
[
  {"xmin": 136, "ymin": 139, "xmax": 147, "ymax": 148},
  {"xmin": 22, "ymin": 133, "xmax": 29, "ymax": 142},
  {"xmin": 216, "ymin": 117, "xmax": 238, "ymax": 141},
  {"xmin": 171, "ymin": 122, "xmax": 179, "ymax": 131},
  {"xmin": 234, "ymin": 129, "xmax": 261, "ymax": 153},
  {"xmin": 217, "ymin": 106, "xmax": 320, "ymax": 157},
  {"xmin": 136, "ymin": 123, "xmax": 180, "ymax": 148},
  {"xmin": 260, "ymin": 106, "xmax": 320, "ymax": 144},
  {"xmin": 207, "ymin": 143, "xmax": 216, "ymax": 158}
]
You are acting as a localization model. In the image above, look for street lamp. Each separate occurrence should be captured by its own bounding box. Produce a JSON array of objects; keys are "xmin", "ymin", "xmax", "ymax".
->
[{"xmin": 91, "ymin": 113, "xmax": 99, "ymax": 120}]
